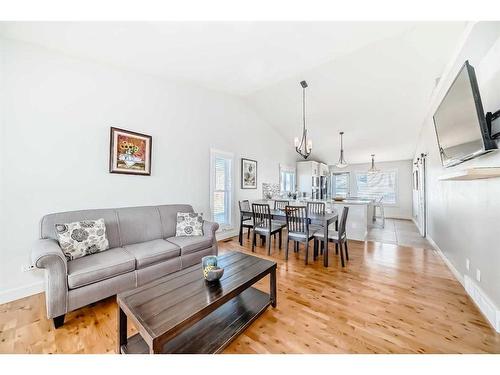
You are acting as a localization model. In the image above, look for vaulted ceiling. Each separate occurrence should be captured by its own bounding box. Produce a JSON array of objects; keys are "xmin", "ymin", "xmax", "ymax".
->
[
  {"xmin": 0, "ymin": 21, "xmax": 468, "ymax": 163},
  {"xmin": 244, "ymin": 23, "xmax": 467, "ymax": 164}
]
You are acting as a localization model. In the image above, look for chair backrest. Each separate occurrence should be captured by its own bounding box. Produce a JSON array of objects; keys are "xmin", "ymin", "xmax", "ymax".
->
[
  {"xmin": 252, "ymin": 203, "xmax": 271, "ymax": 229},
  {"xmin": 285, "ymin": 205, "xmax": 308, "ymax": 235},
  {"xmin": 274, "ymin": 200, "xmax": 289, "ymax": 210},
  {"xmin": 239, "ymin": 200, "xmax": 252, "ymax": 219},
  {"xmin": 239, "ymin": 200, "xmax": 250, "ymax": 212},
  {"xmin": 338, "ymin": 206, "xmax": 349, "ymax": 237},
  {"xmin": 307, "ymin": 201, "xmax": 325, "ymax": 215}
]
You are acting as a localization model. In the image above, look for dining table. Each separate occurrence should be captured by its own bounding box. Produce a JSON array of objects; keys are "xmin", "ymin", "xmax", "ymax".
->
[{"xmin": 240, "ymin": 202, "xmax": 338, "ymax": 267}]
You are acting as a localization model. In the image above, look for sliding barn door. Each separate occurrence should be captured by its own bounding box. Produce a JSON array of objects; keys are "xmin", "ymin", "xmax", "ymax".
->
[{"xmin": 412, "ymin": 155, "xmax": 427, "ymax": 237}]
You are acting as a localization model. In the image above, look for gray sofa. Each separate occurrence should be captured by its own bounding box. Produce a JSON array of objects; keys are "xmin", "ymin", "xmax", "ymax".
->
[{"xmin": 31, "ymin": 204, "xmax": 219, "ymax": 328}]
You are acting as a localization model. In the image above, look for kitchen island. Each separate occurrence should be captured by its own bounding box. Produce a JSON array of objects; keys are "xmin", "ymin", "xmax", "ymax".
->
[
  {"xmin": 329, "ymin": 199, "xmax": 374, "ymax": 241},
  {"xmin": 255, "ymin": 198, "xmax": 373, "ymax": 241}
]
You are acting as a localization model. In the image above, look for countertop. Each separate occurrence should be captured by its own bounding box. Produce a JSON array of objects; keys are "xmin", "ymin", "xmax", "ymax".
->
[{"xmin": 258, "ymin": 198, "xmax": 373, "ymax": 206}]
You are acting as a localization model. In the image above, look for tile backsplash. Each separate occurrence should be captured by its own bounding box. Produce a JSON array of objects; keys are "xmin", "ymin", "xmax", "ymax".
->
[{"xmin": 262, "ymin": 183, "xmax": 280, "ymax": 199}]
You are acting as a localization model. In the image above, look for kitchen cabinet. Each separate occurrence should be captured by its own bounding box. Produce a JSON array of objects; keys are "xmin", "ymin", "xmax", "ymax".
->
[
  {"xmin": 297, "ymin": 161, "xmax": 328, "ymax": 198},
  {"xmin": 311, "ymin": 161, "xmax": 319, "ymax": 177},
  {"xmin": 319, "ymin": 163, "xmax": 329, "ymax": 176}
]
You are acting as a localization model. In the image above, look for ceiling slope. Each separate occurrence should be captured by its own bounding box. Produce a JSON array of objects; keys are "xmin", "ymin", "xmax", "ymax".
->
[{"xmin": 245, "ymin": 22, "xmax": 467, "ymax": 164}]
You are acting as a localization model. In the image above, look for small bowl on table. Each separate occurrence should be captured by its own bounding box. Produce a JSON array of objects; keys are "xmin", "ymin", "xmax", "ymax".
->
[
  {"xmin": 201, "ymin": 255, "xmax": 224, "ymax": 282},
  {"xmin": 333, "ymin": 196, "xmax": 345, "ymax": 202}
]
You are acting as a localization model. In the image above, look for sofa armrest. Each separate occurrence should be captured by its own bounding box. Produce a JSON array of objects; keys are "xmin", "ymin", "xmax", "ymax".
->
[
  {"xmin": 31, "ymin": 239, "xmax": 68, "ymax": 319},
  {"xmin": 203, "ymin": 220, "xmax": 219, "ymax": 256},
  {"xmin": 203, "ymin": 220, "xmax": 219, "ymax": 238},
  {"xmin": 32, "ymin": 239, "xmax": 68, "ymax": 272}
]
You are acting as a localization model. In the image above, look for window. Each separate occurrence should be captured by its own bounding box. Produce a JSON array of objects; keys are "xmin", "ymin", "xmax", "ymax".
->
[
  {"xmin": 279, "ymin": 164, "xmax": 296, "ymax": 193},
  {"xmin": 210, "ymin": 149, "xmax": 233, "ymax": 229},
  {"xmin": 355, "ymin": 171, "xmax": 397, "ymax": 204},
  {"xmin": 331, "ymin": 172, "xmax": 350, "ymax": 197}
]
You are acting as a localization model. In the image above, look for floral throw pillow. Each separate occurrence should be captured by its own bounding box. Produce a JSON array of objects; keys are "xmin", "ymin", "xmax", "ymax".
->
[
  {"xmin": 55, "ymin": 218, "xmax": 109, "ymax": 261},
  {"xmin": 176, "ymin": 212, "xmax": 204, "ymax": 236}
]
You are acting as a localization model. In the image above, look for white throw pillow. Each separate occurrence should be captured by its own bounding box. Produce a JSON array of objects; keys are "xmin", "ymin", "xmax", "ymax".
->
[
  {"xmin": 55, "ymin": 218, "xmax": 109, "ymax": 261},
  {"xmin": 176, "ymin": 212, "xmax": 204, "ymax": 236}
]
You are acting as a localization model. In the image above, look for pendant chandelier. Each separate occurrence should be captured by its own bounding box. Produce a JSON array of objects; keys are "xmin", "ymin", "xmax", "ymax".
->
[
  {"xmin": 368, "ymin": 154, "xmax": 379, "ymax": 174},
  {"xmin": 335, "ymin": 131, "xmax": 348, "ymax": 168},
  {"xmin": 294, "ymin": 80, "xmax": 312, "ymax": 159}
]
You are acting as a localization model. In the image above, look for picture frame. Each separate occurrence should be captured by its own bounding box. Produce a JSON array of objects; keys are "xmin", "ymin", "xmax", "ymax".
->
[
  {"xmin": 109, "ymin": 127, "xmax": 152, "ymax": 175},
  {"xmin": 241, "ymin": 158, "xmax": 257, "ymax": 189}
]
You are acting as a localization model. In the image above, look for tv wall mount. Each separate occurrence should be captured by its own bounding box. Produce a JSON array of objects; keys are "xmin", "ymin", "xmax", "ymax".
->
[{"xmin": 486, "ymin": 109, "xmax": 500, "ymax": 139}]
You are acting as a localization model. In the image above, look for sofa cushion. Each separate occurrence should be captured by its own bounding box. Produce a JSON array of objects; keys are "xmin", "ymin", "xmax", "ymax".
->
[
  {"xmin": 116, "ymin": 206, "xmax": 163, "ymax": 246},
  {"xmin": 67, "ymin": 247, "xmax": 135, "ymax": 289},
  {"xmin": 41, "ymin": 208, "xmax": 121, "ymax": 249},
  {"xmin": 124, "ymin": 239, "xmax": 180, "ymax": 269},
  {"xmin": 158, "ymin": 204, "xmax": 194, "ymax": 238},
  {"xmin": 175, "ymin": 212, "xmax": 204, "ymax": 236},
  {"xmin": 55, "ymin": 218, "xmax": 109, "ymax": 261},
  {"xmin": 166, "ymin": 235, "xmax": 213, "ymax": 255}
]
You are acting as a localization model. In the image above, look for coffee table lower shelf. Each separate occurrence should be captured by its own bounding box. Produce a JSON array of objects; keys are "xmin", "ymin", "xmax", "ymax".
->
[{"xmin": 120, "ymin": 287, "xmax": 271, "ymax": 354}]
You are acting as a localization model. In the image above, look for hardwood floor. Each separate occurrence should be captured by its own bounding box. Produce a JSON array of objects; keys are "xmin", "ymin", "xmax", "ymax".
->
[{"xmin": 1, "ymin": 233, "xmax": 499, "ymax": 353}]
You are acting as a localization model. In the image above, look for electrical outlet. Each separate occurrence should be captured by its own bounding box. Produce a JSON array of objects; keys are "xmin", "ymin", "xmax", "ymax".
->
[
  {"xmin": 21, "ymin": 264, "xmax": 35, "ymax": 272},
  {"xmin": 466, "ymin": 258, "xmax": 470, "ymax": 271},
  {"xmin": 476, "ymin": 269, "xmax": 481, "ymax": 282}
]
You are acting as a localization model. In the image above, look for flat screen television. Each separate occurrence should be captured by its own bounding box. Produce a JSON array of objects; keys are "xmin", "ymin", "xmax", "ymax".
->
[{"xmin": 433, "ymin": 61, "xmax": 497, "ymax": 167}]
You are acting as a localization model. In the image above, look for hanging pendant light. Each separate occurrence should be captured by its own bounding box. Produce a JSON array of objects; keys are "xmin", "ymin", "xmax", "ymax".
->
[
  {"xmin": 294, "ymin": 80, "xmax": 312, "ymax": 159},
  {"xmin": 368, "ymin": 154, "xmax": 379, "ymax": 174},
  {"xmin": 335, "ymin": 131, "xmax": 348, "ymax": 168}
]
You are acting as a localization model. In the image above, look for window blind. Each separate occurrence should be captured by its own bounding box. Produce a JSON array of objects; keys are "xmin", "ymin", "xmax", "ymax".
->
[
  {"xmin": 332, "ymin": 172, "xmax": 350, "ymax": 197},
  {"xmin": 213, "ymin": 155, "xmax": 232, "ymax": 226},
  {"xmin": 355, "ymin": 171, "xmax": 397, "ymax": 204}
]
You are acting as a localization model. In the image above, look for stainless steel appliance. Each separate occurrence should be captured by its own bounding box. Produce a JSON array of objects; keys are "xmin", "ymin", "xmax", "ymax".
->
[
  {"xmin": 311, "ymin": 176, "xmax": 320, "ymax": 199},
  {"xmin": 319, "ymin": 176, "xmax": 328, "ymax": 199}
]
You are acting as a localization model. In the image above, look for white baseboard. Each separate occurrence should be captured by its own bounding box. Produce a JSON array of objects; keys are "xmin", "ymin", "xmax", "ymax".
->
[
  {"xmin": 427, "ymin": 235, "xmax": 499, "ymax": 333},
  {"xmin": 464, "ymin": 276, "xmax": 500, "ymax": 333},
  {"xmin": 427, "ymin": 235, "xmax": 464, "ymax": 286},
  {"xmin": 216, "ymin": 229, "xmax": 238, "ymax": 242},
  {"xmin": 0, "ymin": 281, "xmax": 44, "ymax": 305},
  {"xmin": 386, "ymin": 215, "xmax": 413, "ymax": 220}
]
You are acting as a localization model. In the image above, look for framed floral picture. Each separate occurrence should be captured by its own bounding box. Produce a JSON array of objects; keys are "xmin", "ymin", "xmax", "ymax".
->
[
  {"xmin": 241, "ymin": 158, "xmax": 257, "ymax": 189},
  {"xmin": 109, "ymin": 127, "xmax": 152, "ymax": 175}
]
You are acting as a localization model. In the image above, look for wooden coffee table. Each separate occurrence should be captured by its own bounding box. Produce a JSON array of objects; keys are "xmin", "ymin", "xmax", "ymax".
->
[{"xmin": 116, "ymin": 251, "xmax": 277, "ymax": 354}]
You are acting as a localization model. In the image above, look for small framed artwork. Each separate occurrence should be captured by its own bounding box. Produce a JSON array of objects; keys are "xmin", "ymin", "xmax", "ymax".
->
[
  {"xmin": 109, "ymin": 127, "xmax": 152, "ymax": 175},
  {"xmin": 241, "ymin": 158, "xmax": 257, "ymax": 189}
]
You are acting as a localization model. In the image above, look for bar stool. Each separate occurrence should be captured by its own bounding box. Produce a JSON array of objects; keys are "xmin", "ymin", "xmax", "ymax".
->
[{"xmin": 372, "ymin": 196, "xmax": 385, "ymax": 228}]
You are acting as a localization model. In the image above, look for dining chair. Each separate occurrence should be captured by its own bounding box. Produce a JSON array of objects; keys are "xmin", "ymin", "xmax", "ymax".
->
[
  {"xmin": 285, "ymin": 206, "xmax": 318, "ymax": 265},
  {"xmin": 273, "ymin": 199, "xmax": 289, "ymax": 228},
  {"xmin": 306, "ymin": 201, "xmax": 326, "ymax": 215},
  {"xmin": 307, "ymin": 201, "xmax": 326, "ymax": 255},
  {"xmin": 274, "ymin": 200, "xmax": 289, "ymax": 211},
  {"xmin": 238, "ymin": 200, "xmax": 254, "ymax": 246},
  {"xmin": 252, "ymin": 203, "xmax": 285, "ymax": 255},
  {"xmin": 313, "ymin": 206, "xmax": 349, "ymax": 267}
]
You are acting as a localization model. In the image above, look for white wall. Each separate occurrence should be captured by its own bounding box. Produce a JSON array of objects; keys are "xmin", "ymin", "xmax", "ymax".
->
[
  {"xmin": 413, "ymin": 22, "xmax": 500, "ymax": 310},
  {"xmin": 330, "ymin": 159, "xmax": 413, "ymax": 219},
  {"xmin": 0, "ymin": 40, "xmax": 4, "ymax": 255},
  {"xmin": 0, "ymin": 38, "xmax": 295, "ymax": 303}
]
